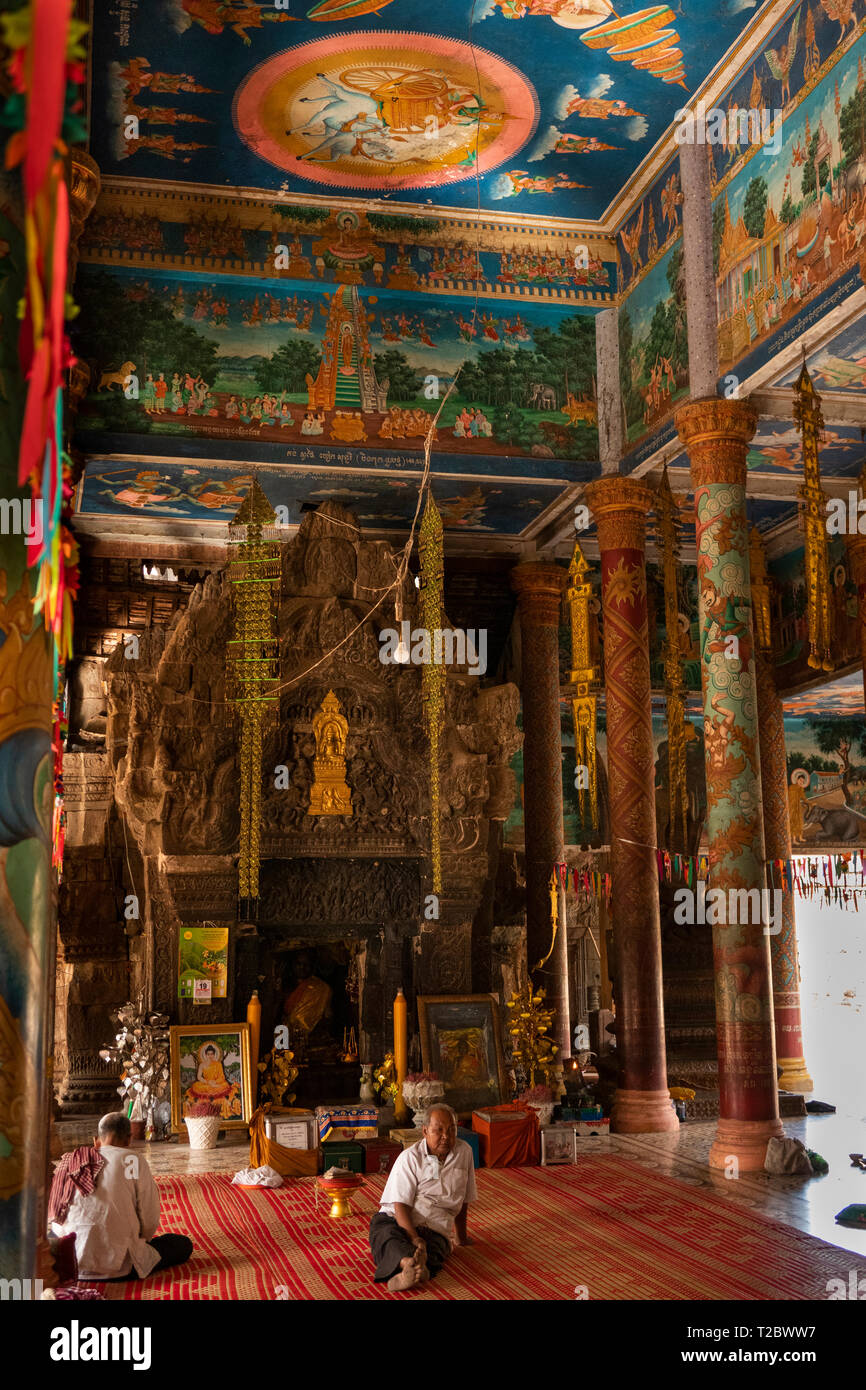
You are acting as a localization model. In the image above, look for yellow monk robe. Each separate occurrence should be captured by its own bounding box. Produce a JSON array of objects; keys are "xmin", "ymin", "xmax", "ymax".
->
[
  {"xmin": 284, "ymin": 975, "xmax": 331, "ymax": 1034},
  {"xmin": 248, "ymin": 1105, "xmax": 318, "ymax": 1178}
]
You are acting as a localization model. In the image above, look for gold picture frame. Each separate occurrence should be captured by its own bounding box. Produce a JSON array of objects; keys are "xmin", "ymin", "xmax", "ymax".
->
[
  {"xmin": 417, "ymin": 994, "xmax": 508, "ymax": 1115},
  {"xmin": 170, "ymin": 1023, "xmax": 254, "ymax": 1133}
]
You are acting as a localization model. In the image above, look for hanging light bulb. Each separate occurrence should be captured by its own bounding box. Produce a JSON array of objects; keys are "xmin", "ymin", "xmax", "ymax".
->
[{"xmin": 393, "ymin": 591, "xmax": 410, "ymax": 664}]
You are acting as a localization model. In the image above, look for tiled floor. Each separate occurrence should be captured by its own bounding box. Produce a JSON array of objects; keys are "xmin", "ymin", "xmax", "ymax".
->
[
  {"xmin": 54, "ymin": 1110, "xmax": 866, "ymax": 1257},
  {"xmin": 611, "ymin": 1113, "xmax": 866, "ymax": 1257}
]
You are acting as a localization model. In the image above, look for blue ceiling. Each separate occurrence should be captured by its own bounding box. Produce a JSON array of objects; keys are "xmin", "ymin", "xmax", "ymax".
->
[{"xmin": 89, "ymin": 0, "xmax": 773, "ymax": 220}]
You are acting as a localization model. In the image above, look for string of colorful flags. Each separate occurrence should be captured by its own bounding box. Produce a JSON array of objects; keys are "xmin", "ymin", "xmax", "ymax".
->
[{"xmin": 554, "ymin": 850, "xmax": 866, "ymax": 911}]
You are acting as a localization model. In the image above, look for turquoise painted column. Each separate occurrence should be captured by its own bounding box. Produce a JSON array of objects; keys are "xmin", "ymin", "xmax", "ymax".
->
[{"xmin": 676, "ymin": 398, "xmax": 784, "ymax": 1172}]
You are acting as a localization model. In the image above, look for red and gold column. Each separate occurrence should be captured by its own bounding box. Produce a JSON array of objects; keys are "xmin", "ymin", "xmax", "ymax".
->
[
  {"xmin": 751, "ymin": 531, "xmax": 812, "ymax": 1092},
  {"xmin": 755, "ymin": 654, "xmax": 813, "ymax": 1092},
  {"xmin": 676, "ymin": 399, "xmax": 783, "ymax": 1170},
  {"xmin": 511, "ymin": 563, "xmax": 571, "ymax": 1059},
  {"xmin": 585, "ymin": 478, "xmax": 678, "ymax": 1134}
]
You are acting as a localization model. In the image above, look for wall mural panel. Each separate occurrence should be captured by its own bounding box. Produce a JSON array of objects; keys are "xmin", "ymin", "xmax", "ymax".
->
[
  {"xmin": 79, "ymin": 189, "xmax": 616, "ymax": 303},
  {"xmin": 783, "ymin": 675, "xmax": 866, "ymax": 850},
  {"xmin": 88, "ymin": 1, "xmax": 781, "ymax": 220},
  {"xmin": 769, "ymin": 539, "xmax": 862, "ymax": 691},
  {"xmin": 619, "ymin": 235, "xmax": 687, "ymax": 455},
  {"xmin": 614, "ymin": 154, "xmax": 687, "ymax": 463},
  {"xmin": 712, "ymin": 15, "xmax": 866, "ymax": 383},
  {"xmin": 72, "ymin": 263, "xmax": 600, "ymax": 477}
]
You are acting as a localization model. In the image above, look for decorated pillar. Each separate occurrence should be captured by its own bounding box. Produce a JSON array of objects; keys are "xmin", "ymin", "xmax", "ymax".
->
[
  {"xmin": 585, "ymin": 478, "xmax": 678, "ymax": 1134},
  {"xmin": 676, "ymin": 399, "xmax": 783, "ymax": 1171},
  {"xmin": 755, "ymin": 655, "xmax": 814, "ymax": 1092},
  {"xmin": 849, "ymin": 464, "xmax": 866, "ymax": 719},
  {"xmin": 511, "ymin": 563, "xmax": 571, "ymax": 1059},
  {"xmin": 750, "ymin": 531, "xmax": 813, "ymax": 1093}
]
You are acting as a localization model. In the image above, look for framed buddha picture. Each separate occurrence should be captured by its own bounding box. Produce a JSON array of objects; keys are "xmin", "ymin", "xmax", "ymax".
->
[
  {"xmin": 170, "ymin": 1024, "xmax": 254, "ymax": 1133},
  {"xmin": 417, "ymin": 995, "xmax": 508, "ymax": 1115}
]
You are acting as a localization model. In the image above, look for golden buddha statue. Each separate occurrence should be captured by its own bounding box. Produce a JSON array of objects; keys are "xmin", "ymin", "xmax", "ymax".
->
[{"xmin": 308, "ymin": 690, "xmax": 352, "ymax": 816}]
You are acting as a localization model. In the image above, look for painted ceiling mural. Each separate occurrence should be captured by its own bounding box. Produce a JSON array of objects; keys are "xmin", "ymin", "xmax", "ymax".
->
[
  {"xmin": 74, "ymin": 459, "xmax": 566, "ymax": 537},
  {"xmin": 90, "ymin": 0, "xmax": 773, "ymax": 221}
]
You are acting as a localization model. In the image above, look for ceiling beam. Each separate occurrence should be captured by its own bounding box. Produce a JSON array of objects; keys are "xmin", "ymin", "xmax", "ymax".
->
[{"xmin": 749, "ymin": 386, "xmax": 866, "ymax": 428}]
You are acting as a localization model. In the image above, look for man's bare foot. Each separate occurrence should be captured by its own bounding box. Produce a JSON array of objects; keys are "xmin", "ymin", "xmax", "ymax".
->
[
  {"xmin": 387, "ymin": 1257, "xmax": 422, "ymax": 1293},
  {"xmin": 413, "ymin": 1243, "xmax": 427, "ymax": 1270}
]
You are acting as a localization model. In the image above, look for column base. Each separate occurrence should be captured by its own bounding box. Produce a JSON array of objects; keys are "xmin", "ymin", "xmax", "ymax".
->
[
  {"xmin": 708, "ymin": 1116, "xmax": 785, "ymax": 1173},
  {"xmin": 777, "ymin": 1057, "xmax": 814, "ymax": 1094},
  {"xmin": 611, "ymin": 1088, "xmax": 680, "ymax": 1134}
]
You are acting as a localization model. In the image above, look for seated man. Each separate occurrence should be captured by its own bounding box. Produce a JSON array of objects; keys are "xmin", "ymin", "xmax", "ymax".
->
[
  {"xmin": 49, "ymin": 1111, "xmax": 193, "ymax": 1282},
  {"xmin": 368, "ymin": 1104, "xmax": 476, "ymax": 1293}
]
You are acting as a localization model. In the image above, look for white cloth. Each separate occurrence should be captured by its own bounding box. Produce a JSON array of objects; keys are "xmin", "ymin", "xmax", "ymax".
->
[
  {"xmin": 50, "ymin": 1145, "xmax": 161, "ymax": 1280},
  {"xmin": 232, "ymin": 1165, "xmax": 283, "ymax": 1188},
  {"xmin": 378, "ymin": 1138, "xmax": 477, "ymax": 1237}
]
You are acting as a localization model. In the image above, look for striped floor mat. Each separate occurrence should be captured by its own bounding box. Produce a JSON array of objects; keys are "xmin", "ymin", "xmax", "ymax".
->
[{"xmin": 109, "ymin": 1157, "xmax": 860, "ymax": 1301}]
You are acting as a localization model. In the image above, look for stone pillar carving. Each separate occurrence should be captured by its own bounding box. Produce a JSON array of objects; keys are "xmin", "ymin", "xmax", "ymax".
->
[
  {"xmin": 755, "ymin": 653, "xmax": 813, "ymax": 1092},
  {"xmin": 676, "ymin": 397, "xmax": 784, "ymax": 1170},
  {"xmin": 54, "ymin": 753, "xmax": 130, "ymax": 1115},
  {"xmin": 585, "ymin": 478, "xmax": 678, "ymax": 1134},
  {"xmin": 510, "ymin": 563, "xmax": 571, "ymax": 1058}
]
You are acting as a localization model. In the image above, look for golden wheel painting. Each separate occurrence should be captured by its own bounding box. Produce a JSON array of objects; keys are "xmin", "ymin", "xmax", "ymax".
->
[{"xmin": 233, "ymin": 32, "xmax": 539, "ymax": 190}]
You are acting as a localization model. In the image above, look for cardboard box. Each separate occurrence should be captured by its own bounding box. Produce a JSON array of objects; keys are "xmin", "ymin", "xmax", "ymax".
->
[
  {"xmin": 389, "ymin": 1127, "xmax": 424, "ymax": 1149},
  {"xmin": 264, "ymin": 1113, "xmax": 317, "ymax": 1151}
]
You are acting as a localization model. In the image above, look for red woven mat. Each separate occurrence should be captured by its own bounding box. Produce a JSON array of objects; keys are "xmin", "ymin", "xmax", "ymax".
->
[{"xmin": 86, "ymin": 1157, "xmax": 859, "ymax": 1301}]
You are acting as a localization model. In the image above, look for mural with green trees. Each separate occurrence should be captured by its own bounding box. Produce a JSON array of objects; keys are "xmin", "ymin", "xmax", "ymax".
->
[
  {"xmin": 72, "ymin": 265, "xmax": 599, "ymax": 463},
  {"xmin": 619, "ymin": 238, "xmax": 689, "ymax": 447}
]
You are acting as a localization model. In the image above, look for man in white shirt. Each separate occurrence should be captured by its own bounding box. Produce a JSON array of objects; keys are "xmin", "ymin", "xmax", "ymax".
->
[
  {"xmin": 50, "ymin": 1112, "xmax": 193, "ymax": 1281},
  {"xmin": 369, "ymin": 1104, "xmax": 477, "ymax": 1292}
]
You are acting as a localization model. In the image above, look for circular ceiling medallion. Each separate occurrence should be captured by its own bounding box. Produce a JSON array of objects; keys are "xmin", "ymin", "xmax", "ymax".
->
[{"xmin": 233, "ymin": 32, "xmax": 538, "ymax": 190}]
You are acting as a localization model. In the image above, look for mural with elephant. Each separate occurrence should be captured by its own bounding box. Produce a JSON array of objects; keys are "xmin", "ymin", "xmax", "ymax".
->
[{"xmin": 72, "ymin": 264, "xmax": 600, "ymax": 467}]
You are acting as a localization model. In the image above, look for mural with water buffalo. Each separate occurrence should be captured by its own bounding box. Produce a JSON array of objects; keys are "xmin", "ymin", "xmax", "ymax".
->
[{"xmin": 784, "ymin": 676, "xmax": 866, "ymax": 849}]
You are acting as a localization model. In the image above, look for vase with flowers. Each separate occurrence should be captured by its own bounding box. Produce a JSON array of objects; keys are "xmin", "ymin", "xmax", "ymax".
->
[
  {"xmin": 517, "ymin": 1084, "xmax": 555, "ymax": 1128},
  {"xmin": 402, "ymin": 1072, "xmax": 445, "ymax": 1131},
  {"xmin": 184, "ymin": 1100, "xmax": 221, "ymax": 1150}
]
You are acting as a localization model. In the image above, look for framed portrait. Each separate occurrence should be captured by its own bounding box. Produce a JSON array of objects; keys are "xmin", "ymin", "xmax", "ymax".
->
[
  {"xmin": 170, "ymin": 1024, "xmax": 253, "ymax": 1133},
  {"xmin": 541, "ymin": 1126, "xmax": 575, "ymax": 1166},
  {"xmin": 417, "ymin": 994, "xmax": 508, "ymax": 1114}
]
